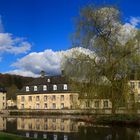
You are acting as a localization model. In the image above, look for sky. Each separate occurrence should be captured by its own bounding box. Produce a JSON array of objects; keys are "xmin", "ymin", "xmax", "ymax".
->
[{"xmin": 0, "ymin": 0, "xmax": 140, "ymax": 77}]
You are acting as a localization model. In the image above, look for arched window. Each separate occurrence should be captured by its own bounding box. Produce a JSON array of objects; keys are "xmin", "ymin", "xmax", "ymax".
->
[
  {"xmin": 26, "ymin": 86, "xmax": 29, "ymax": 92},
  {"xmin": 63, "ymin": 84, "xmax": 68, "ymax": 90},
  {"xmin": 43, "ymin": 85, "xmax": 47, "ymax": 91},
  {"xmin": 47, "ymin": 79, "xmax": 50, "ymax": 82},
  {"xmin": 53, "ymin": 85, "xmax": 57, "ymax": 90},
  {"xmin": 34, "ymin": 86, "xmax": 38, "ymax": 91}
]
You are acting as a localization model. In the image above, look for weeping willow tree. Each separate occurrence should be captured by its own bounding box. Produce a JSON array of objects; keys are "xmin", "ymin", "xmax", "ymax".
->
[{"xmin": 62, "ymin": 5, "xmax": 140, "ymax": 114}]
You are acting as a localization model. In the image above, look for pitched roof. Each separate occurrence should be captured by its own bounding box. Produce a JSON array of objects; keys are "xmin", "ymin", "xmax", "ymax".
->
[
  {"xmin": 25, "ymin": 75, "xmax": 68, "ymax": 86},
  {"xmin": 17, "ymin": 75, "xmax": 79, "ymax": 95}
]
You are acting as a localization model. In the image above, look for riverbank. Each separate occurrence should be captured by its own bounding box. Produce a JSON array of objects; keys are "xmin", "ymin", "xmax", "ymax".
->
[
  {"xmin": 78, "ymin": 114, "xmax": 140, "ymax": 126},
  {"xmin": 4, "ymin": 109, "xmax": 140, "ymax": 116},
  {"xmin": 2, "ymin": 109, "xmax": 140, "ymax": 126},
  {"xmin": 0, "ymin": 132, "xmax": 42, "ymax": 140}
]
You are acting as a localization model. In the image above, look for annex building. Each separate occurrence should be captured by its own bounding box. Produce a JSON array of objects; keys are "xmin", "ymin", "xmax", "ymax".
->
[{"xmin": 0, "ymin": 88, "xmax": 7, "ymax": 110}]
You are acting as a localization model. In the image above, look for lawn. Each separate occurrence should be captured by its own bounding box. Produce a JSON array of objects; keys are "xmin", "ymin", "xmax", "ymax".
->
[{"xmin": 0, "ymin": 132, "xmax": 39, "ymax": 140}]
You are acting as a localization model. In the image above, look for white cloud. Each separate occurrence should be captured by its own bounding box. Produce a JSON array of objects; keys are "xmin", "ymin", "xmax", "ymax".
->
[
  {"xmin": 6, "ymin": 16, "xmax": 140, "ymax": 77},
  {"xmin": 129, "ymin": 17, "xmax": 140, "ymax": 27},
  {"xmin": 0, "ymin": 33, "xmax": 31, "ymax": 54},
  {"xmin": 7, "ymin": 47, "xmax": 94, "ymax": 77},
  {"xmin": 0, "ymin": 16, "xmax": 31, "ymax": 61},
  {"xmin": 6, "ymin": 69, "xmax": 39, "ymax": 77}
]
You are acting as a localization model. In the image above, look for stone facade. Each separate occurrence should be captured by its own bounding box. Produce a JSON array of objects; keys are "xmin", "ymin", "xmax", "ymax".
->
[
  {"xmin": 17, "ymin": 75, "xmax": 79, "ymax": 110},
  {"xmin": 0, "ymin": 88, "xmax": 6, "ymax": 110},
  {"xmin": 79, "ymin": 99, "xmax": 112, "ymax": 109},
  {"xmin": 17, "ymin": 93, "xmax": 79, "ymax": 109},
  {"xmin": 129, "ymin": 80, "xmax": 140, "ymax": 103}
]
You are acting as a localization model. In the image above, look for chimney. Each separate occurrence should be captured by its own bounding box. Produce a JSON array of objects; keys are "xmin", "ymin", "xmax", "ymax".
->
[
  {"xmin": 61, "ymin": 69, "xmax": 65, "ymax": 76},
  {"xmin": 40, "ymin": 70, "xmax": 45, "ymax": 78}
]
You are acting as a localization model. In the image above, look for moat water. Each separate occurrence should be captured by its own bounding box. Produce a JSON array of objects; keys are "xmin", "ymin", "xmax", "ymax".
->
[{"xmin": 0, "ymin": 116, "xmax": 140, "ymax": 140}]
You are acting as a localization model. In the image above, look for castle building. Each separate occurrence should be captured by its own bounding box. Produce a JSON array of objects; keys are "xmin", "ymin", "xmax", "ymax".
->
[{"xmin": 16, "ymin": 75, "xmax": 79, "ymax": 110}]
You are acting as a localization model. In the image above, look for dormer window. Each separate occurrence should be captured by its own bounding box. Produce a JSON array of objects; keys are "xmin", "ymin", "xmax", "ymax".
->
[
  {"xmin": 34, "ymin": 86, "xmax": 38, "ymax": 91},
  {"xmin": 53, "ymin": 85, "xmax": 57, "ymax": 90},
  {"xmin": 47, "ymin": 79, "xmax": 50, "ymax": 82},
  {"xmin": 63, "ymin": 84, "xmax": 68, "ymax": 90},
  {"xmin": 26, "ymin": 86, "xmax": 29, "ymax": 92},
  {"xmin": 43, "ymin": 85, "xmax": 47, "ymax": 91}
]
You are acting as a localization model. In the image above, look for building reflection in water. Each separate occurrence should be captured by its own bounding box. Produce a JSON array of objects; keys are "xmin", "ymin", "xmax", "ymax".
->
[
  {"xmin": 2, "ymin": 117, "xmax": 140, "ymax": 140},
  {"xmin": 0, "ymin": 117, "xmax": 6, "ymax": 130},
  {"xmin": 17, "ymin": 117, "xmax": 78, "ymax": 133},
  {"xmin": 17, "ymin": 117, "xmax": 79, "ymax": 139}
]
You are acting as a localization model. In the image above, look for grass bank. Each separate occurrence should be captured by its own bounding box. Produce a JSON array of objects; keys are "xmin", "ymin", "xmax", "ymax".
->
[{"xmin": 0, "ymin": 132, "xmax": 42, "ymax": 140}]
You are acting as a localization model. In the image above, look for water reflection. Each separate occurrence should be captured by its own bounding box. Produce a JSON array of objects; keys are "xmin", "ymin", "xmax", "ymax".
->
[
  {"xmin": 0, "ymin": 116, "xmax": 139, "ymax": 140},
  {"xmin": 17, "ymin": 117, "xmax": 79, "ymax": 133}
]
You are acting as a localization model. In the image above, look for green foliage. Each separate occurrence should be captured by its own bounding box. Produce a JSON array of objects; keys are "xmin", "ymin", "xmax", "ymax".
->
[
  {"xmin": 62, "ymin": 4, "xmax": 140, "ymax": 113},
  {"xmin": 0, "ymin": 73, "xmax": 34, "ymax": 99},
  {"xmin": 96, "ymin": 114, "xmax": 140, "ymax": 126},
  {"xmin": 0, "ymin": 132, "xmax": 36, "ymax": 140}
]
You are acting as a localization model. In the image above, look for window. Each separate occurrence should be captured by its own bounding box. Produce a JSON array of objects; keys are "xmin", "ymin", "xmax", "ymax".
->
[
  {"xmin": 70, "ymin": 95, "xmax": 73, "ymax": 101},
  {"xmin": 52, "ymin": 124, "xmax": 56, "ymax": 130},
  {"xmin": 43, "ymin": 134, "xmax": 47, "ymax": 139},
  {"xmin": 21, "ymin": 104, "xmax": 24, "ymax": 109},
  {"xmin": 43, "ymin": 85, "xmax": 47, "ymax": 91},
  {"xmin": 63, "ymin": 84, "xmax": 68, "ymax": 90},
  {"xmin": 52, "ymin": 103, "xmax": 56, "ymax": 109},
  {"xmin": 44, "ymin": 103, "xmax": 47, "ymax": 109},
  {"xmin": 3, "ymin": 96, "xmax": 5, "ymax": 100},
  {"xmin": 26, "ymin": 132, "xmax": 30, "ymax": 138},
  {"xmin": 61, "ymin": 95, "xmax": 64, "ymax": 101},
  {"xmin": 64, "ymin": 135, "xmax": 68, "ymax": 140},
  {"xmin": 47, "ymin": 79, "xmax": 50, "ymax": 82},
  {"xmin": 53, "ymin": 85, "xmax": 57, "ymax": 90},
  {"xmin": 52, "ymin": 95, "xmax": 56, "ymax": 100},
  {"xmin": 54, "ymin": 134, "xmax": 57, "ymax": 140},
  {"xmin": 44, "ymin": 124, "xmax": 48, "ymax": 130},
  {"xmin": 21, "ymin": 96, "xmax": 24, "ymax": 102},
  {"xmin": 130, "ymin": 82, "xmax": 135, "ymax": 89},
  {"xmin": 44, "ymin": 96, "xmax": 47, "ymax": 101},
  {"xmin": 34, "ymin": 133, "xmax": 38, "ymax": 139},
  {"xmin": 26, "ymin": 86, "xmax": 29, "ymax": 92},
  {"xmin": 36, "ymin": 96, "xmax": 40, "ymax": 101},
  {"xmin": 36, "ymin": 124, "xmax": 40, "ymax": 130},
  {"xmin": 28, "ymin": 123, "xmax": 32, "ymax": 129},
  {"xmin": 61, "ymin": 125, "xmax": 64, "ymax": 130},
  {"xmin": 103, "ymin": 100, "xmax": 109, "ymax": 108},
  {"xmin": 95, "ymin": 101, "xmax": 99, "ymax": 108},
  {"xmin": 36, "ymin": 103, "xmax": 40, "ymax": 109},
  {"xmin": 28, "ymin": 96, "xmax": 32, "ymax": 101},
  {"xmin": 34, "ymin": 86, "xmax": 37, "ymax": 91},
  {"xmin": 61, "ymin": 103, "xmax": 64, "ymax": 109},
  {"xmin": 139, "ymin": 82, "xmax": 140, "ymax": 88},
  {"xmin": 21, "ymin": 123, "xmax": 25, "ymax": 129},
  {"xmin": 52, "ymin": 118, "xmax": 56, "ymax": 122},
  {"xmin": 86, "ymin": 101, "xmax": 90, "ymax": 108}
]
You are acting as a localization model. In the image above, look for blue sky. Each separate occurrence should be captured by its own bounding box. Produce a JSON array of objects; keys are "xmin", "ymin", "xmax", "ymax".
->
[{"xmin": 0, "ymin": 0, "xmax": 140, "ymax": 76}]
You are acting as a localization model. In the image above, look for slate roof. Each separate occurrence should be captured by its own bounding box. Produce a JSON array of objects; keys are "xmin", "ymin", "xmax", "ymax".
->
[
  {"xmin": 0, "ymin": 87, "xmax": 7, "ymax": 93},
  {"xmin": 26, "ymin": 75, "xmax": 68, "ymax": 86},
  {"xmin": 17, "ymin": 75, "xmax": 79, "ymax": 95}
]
